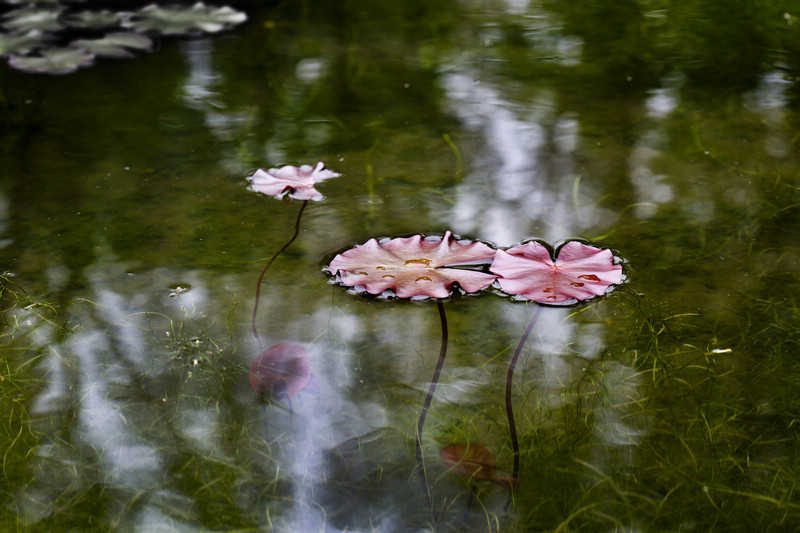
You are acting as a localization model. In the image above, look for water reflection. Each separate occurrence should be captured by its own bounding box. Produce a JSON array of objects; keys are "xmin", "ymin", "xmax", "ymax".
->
[
  {"xmin": 3, "ymin": 0, "xmax": 800, "ymax": 529},
  {"xmin": 444, "ymin": 72, "xmax": 553, "ymax": 246},
  {"xmin": 15, "ymin": 249, "xmax": 455, "ymax": 529}
]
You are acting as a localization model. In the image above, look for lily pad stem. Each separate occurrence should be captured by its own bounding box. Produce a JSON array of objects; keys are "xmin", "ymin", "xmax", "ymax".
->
[
  {"xmin": 416, "ymin": 298, "xmax": 448, "ymax": 507},
  {"xmin": 251, "ymin": 200, "xmax": 309, "ymax": 349},
  {"xmin": 506, "ymin": 304, "xmax": 543, "ymax": 482}
]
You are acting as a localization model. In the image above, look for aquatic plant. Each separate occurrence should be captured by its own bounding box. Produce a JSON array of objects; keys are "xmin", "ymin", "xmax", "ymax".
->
[
  {"xmin": 490, "ymin": 240, "xmax": 624, "ymax": 481},
  {"xmin": 247, "ymin": 162, "xmax": 340, "ymax": 349},
  {"xmin": 0, "ymin": 0, "xmax": 247, "ymax": 74},
  {"xmin": 326, "ymin": 231, "xmax": 497, "ymax": 502},
  {"xmin": 250, "ymin": 342, "xmax": 311, "ymax": 401}
]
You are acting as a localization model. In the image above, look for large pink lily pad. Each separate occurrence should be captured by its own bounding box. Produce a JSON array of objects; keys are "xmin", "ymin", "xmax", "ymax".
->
[
  {"xmin": 327, "ymin": 231, "xmax": 497, "ymax": 299},
  {"xmin": 490, "ymin": 240, "xmax": 623, "ymax": 304},
  {"xmin": 249, "ymin": 342, "xmax": 310, "ymax": 399},
  {"xmin": 247, "ymin": 161, "xmax": 340, "ymax": 201}
]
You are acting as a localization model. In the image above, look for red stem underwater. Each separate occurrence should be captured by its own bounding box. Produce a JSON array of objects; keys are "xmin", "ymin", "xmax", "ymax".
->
[
  {"xmin": 251, "ymin": 200, "xmax": 309, "ymax": 349},
  {"xmin": 416, "ymin": 299, "xmax": 448, "ymax": 507},
  {"xmin": 506, "ymin": 304, "xmax": 543, "ymax": 482}
]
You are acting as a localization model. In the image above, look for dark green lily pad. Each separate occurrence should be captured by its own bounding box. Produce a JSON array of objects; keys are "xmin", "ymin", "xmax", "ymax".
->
[
  {"xmin": 123, "ymin": 2, "xmax": 247, "ymax": 36},
  {"xmin": 61, "ymin": 9, "xmax": 131, "ymax": 30},
  {"xmin": 8, "ymin": 46, "xmax": 93, "ymax": 74},
  {"xmin": 0, "ymin": 0, "xmax": 59, "ymax": 4},
  {"xmin": 1, "ymin": 1, "xmax": 247, "ymax": 74},
  {"xmin": 0, "ymin": 29, "xmax": 51, "ymax": 55},
  {"xmin": 72, "ymin": 31, "xmax": 151, "ymax": 58},
  {"xmin": 1, "ymin": 5, "xmax": 64, "ymax": 32}
]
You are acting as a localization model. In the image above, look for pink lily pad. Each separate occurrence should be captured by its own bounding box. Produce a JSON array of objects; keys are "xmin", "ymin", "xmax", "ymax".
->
[
  {"xmin": 490, "ymin": 240, "xmax": 623, "ymax": 304},
  {"xmin": 440, "ymin": 443, "xmax": 519, "ymax": 488},
  {"xmin": 249, "ymin": 342, "xmax": 310, "ymax": 399},
  {"xmin": 247, "ymin": 161, "xmax": 340, "ymax": 201},
  {"xmin": 327, "ymin": 231, "xmax": 497, "ymax": 299}
]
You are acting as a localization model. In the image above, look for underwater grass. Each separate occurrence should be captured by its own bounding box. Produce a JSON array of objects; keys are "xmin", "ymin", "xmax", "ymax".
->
[
  {"xmin": 0, "ymin": 276, "xmax": 289, "ymax": 532},
  {"xmin": 0, "ymin": 276, "xmax": 56, "ymax": 530},
  {"xmin": 4, "ymin": 150, "xmax": 800, "ymax": 532},
  {"xmin": 3, "ymin": 259, "xmax": 800, "ymax": 532},
  {"xmin": 498, "ymin": 286, "xmax": 800, "ymax": 531},
  {"xmin": 0, "ymin": 294, "xmax": 798, "ymax": 531}
]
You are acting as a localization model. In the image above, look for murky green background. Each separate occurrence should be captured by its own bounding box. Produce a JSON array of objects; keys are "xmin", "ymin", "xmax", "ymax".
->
[{"xmin": 2, "ymin": 0, "xmax": 800, "ymax": 531}]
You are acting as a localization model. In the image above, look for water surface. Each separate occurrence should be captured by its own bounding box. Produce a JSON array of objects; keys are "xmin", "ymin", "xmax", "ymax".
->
[{"xmin": 2, "ymin": 0, "xmax": 800, "ymax": 531}]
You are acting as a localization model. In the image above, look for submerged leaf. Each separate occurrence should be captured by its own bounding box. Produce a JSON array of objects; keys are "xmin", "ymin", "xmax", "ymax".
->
[
  {"xmin": 123, "ymin": 2, "xmax": 247, "ymax": 36},
  {"xmin": 327, "ymin": 231, "xmax": 497, "ymax": 299},
  {"xmin": 491, "ymin": 240, "xmax": 623, "ymax": 304},
  {"xmin": 249, "ymin": 342, "xmax": 310, "ymax": 399},
  {"xmin": 440, "ymin": 443, "xmax": 518, "ymax": 488}
]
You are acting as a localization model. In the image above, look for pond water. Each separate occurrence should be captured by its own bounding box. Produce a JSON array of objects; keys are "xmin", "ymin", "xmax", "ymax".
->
[{"xmin": 2, "ymin": 0, "xmax": 800, "ymax": 531}]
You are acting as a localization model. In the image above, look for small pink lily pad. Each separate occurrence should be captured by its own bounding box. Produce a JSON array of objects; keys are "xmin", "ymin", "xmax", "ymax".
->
[
  {"xmin": 249, "ymin": 342, "xmax": 310, "ymax": 399},
  {"xmin": 248, "ymin": 162, "xmax": 340, "ymax": 201},
  {"xmin": 490, "ymin": 240, "xmax": 623, "ymax": 304},
  {"xmin": 327, "ymin": 231, "xmax": 497, "ymax": 299}
]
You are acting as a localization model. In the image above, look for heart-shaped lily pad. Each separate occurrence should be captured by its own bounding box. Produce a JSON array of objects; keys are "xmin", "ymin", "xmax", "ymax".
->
[{"xmin": 490, "ymin": 240, "xmax": 623, "ymax": 305}]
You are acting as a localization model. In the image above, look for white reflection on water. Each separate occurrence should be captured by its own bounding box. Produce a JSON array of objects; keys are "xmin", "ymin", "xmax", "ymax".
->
[
  {"xmin": 71, "ymin": 330, "xmax": 161, "ymax": 487},
  {"xmin": 179, "ymin": 38, "xmax": 252, "ymax": 169},
  {"xmin": 441, "ymin": 70, "xmax": 615, "ymax": 248},
  {"xmin": 645, "ymin": 87, "xmax": 678, "ymax": 119},
  {"xmin": 17, "ymin": 261, "xmax": 214, "ymax": 530},
  {"xmin": 629, "ymin": 129, "xmax": 674, "ymax": 219},
  {"xmin": 443, "ymin": 72, "xmax": 550, "ymax": 247},
  {"xmin": 17, "ymin": 252, "xmax": 424, "ymax": 531},
  {"xmin": 746, "ymin": 70, "xmax": 792, "ymax": 112}
]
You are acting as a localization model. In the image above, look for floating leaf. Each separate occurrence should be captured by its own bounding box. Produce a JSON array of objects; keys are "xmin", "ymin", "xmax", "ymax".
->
[
  {"xmin": 0, "ymin": 29, "xmax": 51, "ymax": 55},
  {"xmin": 72, "ymin": 32, "xmax": 152, "ymax": 58},
  {"xmin": 440, "ymin": 443, "xmax": 518, "ymax": 488},
  {"xmin": 1, "ymin": 4, "xmax": 63, "ymax": 32},
  {"xmin": 490, "ymin": 240, "xmax": 623, "ymax": 304},
  {"xmin": 61, "ymin": 10, "xmax": 131, "ymax": 30},
  {"xmin": 123, "ymin": 2, "xmax": 247, "ymax": 36},
  {"xmin": 8, "ymin": 46, "xmax": 93, "ymax": 74},
  {"xmin": 248, "ymin": 161, "xmax": 340, "ymax": 201},
  {"xmin": 327, "ymin": 231, "xmax": 497, "ymax": 299},
  {"xmin": 249, "ymin": 342, "xmax": 310, "ymax": 399},
  {"xmin": 1, "ymin": 0, "xmax": 58, "ymax": 4}
]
